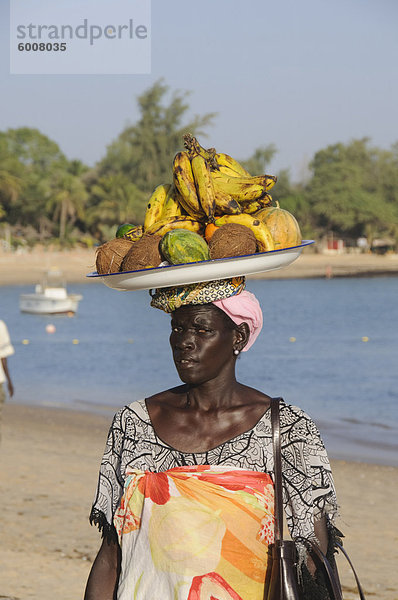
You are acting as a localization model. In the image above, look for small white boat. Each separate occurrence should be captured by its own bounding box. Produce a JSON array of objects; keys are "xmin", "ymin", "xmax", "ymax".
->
[{"xmin": 19, "ymin": 270, "xmax": 83, "ymax": 315}]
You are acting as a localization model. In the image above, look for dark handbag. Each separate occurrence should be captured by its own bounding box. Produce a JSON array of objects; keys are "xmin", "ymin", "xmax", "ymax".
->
[{"xmin": 264, "ymin": 398, "xmax": 366, "ymax": 600}]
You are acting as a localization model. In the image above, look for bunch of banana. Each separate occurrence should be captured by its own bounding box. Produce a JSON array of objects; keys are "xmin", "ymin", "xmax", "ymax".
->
[
  {"xmin": 161, "ymin": 184, "xmax": 184, "ymax": 220},
  {"xmin": 145, "ymin": 215, "xmax": 203, "ymax": 237},
  {"xmin": 143, "ymin": 184, "xmax": 171, "ymax": 230},
  {"xmin": 172, "ymin": 152, "xmax": 205, "ymax": 220},
  {"xmin": 141, "ymin": 134, "xmax": 278, "ymax": 253}
]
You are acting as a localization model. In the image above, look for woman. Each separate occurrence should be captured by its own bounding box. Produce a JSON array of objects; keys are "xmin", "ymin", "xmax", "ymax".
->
[{"xmin": 85, "ymin": 277, "xmax": 339, "ymax": 600}]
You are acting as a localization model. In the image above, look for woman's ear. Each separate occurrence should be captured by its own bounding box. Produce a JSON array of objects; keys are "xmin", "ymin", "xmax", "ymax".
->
[{"xmin": 233, "ymin": 322, "xmax": 250, "ymax": 353}]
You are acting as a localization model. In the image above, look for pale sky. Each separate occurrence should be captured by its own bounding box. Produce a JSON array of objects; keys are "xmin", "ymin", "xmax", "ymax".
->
[{"xmin": 1, "ymin": 0, "xmax": 397, "ymax": 180}]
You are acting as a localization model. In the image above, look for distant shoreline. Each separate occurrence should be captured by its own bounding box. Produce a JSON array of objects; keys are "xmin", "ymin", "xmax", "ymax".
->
[{"xmin": 1, "ymin": 247, "xmax": 398, "ymax": 286}]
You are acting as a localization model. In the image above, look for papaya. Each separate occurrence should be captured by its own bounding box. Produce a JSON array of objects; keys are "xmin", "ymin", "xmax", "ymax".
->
[
  {"xmin": 160, "ymin": 228, "xmax": 210, "ymax": 265},
  {"xmin": 255, "ymin": 201, "xmax": 302, "ymax": 249}
]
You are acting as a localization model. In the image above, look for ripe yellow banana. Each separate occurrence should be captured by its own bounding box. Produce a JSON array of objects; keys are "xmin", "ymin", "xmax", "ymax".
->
[
  {"xmin": 122, "ymin": 225, "xmax": 143, "ymax": 241},
  {"xmin": 241, "ymin": 200, "xmax": 262, "ymax": 214},
  {"xmin": 215, "ymin": 153, "xmax": 251, "ymax": 177},
  {"xmin": 241, "ymin": 193, "xmax": 273, "ymax": 213},
  {"xmin": 183, "ymin": 133, "xmax": 217, "ymax": 167},
  {"xmin": 145, "ymin": 216, "xmax": 203, "ymax": 237},
  {"xmin": 211, "ymin": 171, "xmax": 277, "ymax": 201},
  {"xmin": 161, "ymin": 184, "xmax": 184, "ymax": 220},
  {"xmin": 173, "ymin": 152, "xmax": 205, "ymax": 219},
  {"xmin": 215, "ymin": 214, "xmax": 275, "ymax": 252},
  {"xmin": 214, "ymin": 189, "xmax": 242, "ymax": 216},
  {"xmin": 143, "ymin": 183, "xmax": 171, "ymax": 231},
  {"xmin": 191, "ymin": 154, "xmax": 216, "ymax": 222}
]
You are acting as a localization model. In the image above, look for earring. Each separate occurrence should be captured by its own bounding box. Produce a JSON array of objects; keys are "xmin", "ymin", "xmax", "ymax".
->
[{"xmin": 233, "ymin": 349, "xmax": 240, "ymax": 356}]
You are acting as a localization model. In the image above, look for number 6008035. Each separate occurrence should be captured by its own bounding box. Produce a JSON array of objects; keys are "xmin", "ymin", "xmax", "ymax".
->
[{"xmin": 18, "ymin": 42, "xmax": 67, "ymax": 51}]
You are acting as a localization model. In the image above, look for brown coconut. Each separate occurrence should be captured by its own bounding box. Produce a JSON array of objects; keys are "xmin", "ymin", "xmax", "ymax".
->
[
  {"xmin": 209, "ymin": 223, "xmax": 257, "ymax": 259},
  {"xmin": 96, "ymin": 238, "xmax": 134, "ymax": 274},
  {"xmin": 121, "ymin": 234, "xmax": 162, "ymax": 272}
]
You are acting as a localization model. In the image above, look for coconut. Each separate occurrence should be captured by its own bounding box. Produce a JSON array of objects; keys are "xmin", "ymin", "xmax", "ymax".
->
[
  {"xmin": 96, "ymin": 238, "xmax": 134, "ymax": 274},
  {"xmin": 121, "ymin": 234, "xmax": 162, "ymax": 272},
  {"xmin": 209, "ymin": 223, "xmax": 257, "ymax": 259}
]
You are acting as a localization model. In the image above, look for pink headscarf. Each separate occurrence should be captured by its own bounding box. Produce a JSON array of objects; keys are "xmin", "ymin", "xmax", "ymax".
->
[{"xmin": 212, "ymin": 290, "xmax": 263, "ymax": 351}]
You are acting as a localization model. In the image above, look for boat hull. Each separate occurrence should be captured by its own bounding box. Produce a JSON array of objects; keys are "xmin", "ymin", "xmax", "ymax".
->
[{"xmin": 19, "ymin": 293, "xmax": 82, "ymax": 315}]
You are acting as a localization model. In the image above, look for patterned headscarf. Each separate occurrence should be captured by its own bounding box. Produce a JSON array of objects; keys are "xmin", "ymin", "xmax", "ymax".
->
[
  {"xmin": 150, "ymin": 277, "xmax": 245, "ymax": 313},
  {"xmin": 150, "ymin": 277, "xmax": 263, "ymax": 350}
]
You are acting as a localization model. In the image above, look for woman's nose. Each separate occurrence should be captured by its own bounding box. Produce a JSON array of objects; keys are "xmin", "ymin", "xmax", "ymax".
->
[{"xmin": 176, "ymin": 331, "xmax": 195, "ymax": 349}]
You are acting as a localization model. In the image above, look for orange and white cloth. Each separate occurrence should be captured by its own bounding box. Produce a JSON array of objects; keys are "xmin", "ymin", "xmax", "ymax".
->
[{"xmin": 114, "ymin": 465, "xmax": 274, "ymax": 600}]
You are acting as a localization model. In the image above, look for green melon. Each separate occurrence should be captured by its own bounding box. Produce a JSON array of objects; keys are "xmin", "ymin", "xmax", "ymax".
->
[{"xmin": 160, "ymin": 228, "xmax": 210, "ymax": 265}]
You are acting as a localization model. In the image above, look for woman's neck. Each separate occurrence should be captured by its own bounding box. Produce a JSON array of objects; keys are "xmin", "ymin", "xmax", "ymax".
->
[{"xmin": 185, "ymin": 376, "xmax": 241, "ymax": 412}]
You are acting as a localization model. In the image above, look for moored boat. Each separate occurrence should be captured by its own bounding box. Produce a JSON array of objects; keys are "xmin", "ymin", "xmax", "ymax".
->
[{"xmin": 19, "ymin": 269, "xmax": 82, "ymax": 315}]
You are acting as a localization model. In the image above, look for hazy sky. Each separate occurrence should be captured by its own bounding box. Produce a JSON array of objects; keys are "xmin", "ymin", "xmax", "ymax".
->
[{"xmin": 1, "ymin": 0, "xmax": 397, "ymax": 180}]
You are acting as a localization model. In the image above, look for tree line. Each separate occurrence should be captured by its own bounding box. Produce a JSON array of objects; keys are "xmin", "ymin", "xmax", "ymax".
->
[{"xmin": 1, "ymin": 80, "xmax": 397, "ymax": 250}]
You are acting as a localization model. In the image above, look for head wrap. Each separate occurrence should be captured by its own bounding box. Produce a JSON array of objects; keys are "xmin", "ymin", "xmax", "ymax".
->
[
  {"xmin": 150, "ymin": 276, "xmax": 263, "ymax": 351},
  {"xmin": 212, "ymin": 291, "xmax": 263, "ymax": 351},
  {"xmin": 150, "ymin": 277, "xmax": 245, "ymax": 312}
]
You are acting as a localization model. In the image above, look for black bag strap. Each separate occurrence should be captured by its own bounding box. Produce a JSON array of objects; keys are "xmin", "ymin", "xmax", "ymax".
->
[
  {"xmin": 270, "ymin": 397, "xmax": 284, "ymax": 541},
  {"xmin": 270, "ymin": 397, "xmax": 366, "ymax": 600},
  {"xmin": 335, "ymin": 542, "xmax": 366, "ymax": 600}
]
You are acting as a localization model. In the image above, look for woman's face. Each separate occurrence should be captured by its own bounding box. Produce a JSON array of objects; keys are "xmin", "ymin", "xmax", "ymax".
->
[{"xmin": 170, "ymin": 304, "xmax": 238, "ymax": 385}]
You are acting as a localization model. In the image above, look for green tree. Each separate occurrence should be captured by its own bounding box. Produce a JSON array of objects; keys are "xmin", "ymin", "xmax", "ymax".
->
[
  {"xmin": 85, "ymin": 173, "xmax": 145, "ymax": 240},
  {"xmin": 98, "ymin": 80, "xmax": 216, "ymax": 195},
  {"xmin": 305, "ymin": 138, "xmax": 398, "ymax": 242},
  {"xmin": 46, "ymin": 168, "xmax": 88, "ymax": 241},
  {"xmin": 0, "ymin": 128, "xmax": 67, "ymax": 233},
  {"xmin": 0, "ymin": 128, "xmax": 94, "ymax": 245},
  {"xmin": 0, "ymin": 133, "xmax": 24, "ymax": 221}
]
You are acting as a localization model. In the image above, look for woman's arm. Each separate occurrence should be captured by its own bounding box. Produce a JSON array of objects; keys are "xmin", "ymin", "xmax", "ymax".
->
[
  {"xmin": 314, "ymin": 515, "xmax": 328, "ymax": 555},
  {"xmin": 84, "ymin": 537, "xmax": 121, "ymax": 600},
  {"xmin": 1, "ymin": 357, "xmax": 14, "ymax": 397}
]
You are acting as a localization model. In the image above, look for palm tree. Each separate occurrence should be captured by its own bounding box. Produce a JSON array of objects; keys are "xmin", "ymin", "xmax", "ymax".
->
[
  {"xmin": 85, "ymin": 173, "xmax": 145, "ymax": 240},
  {"xmin": 47, "ymin": 170, "xmax": 88, "ymax": 241}
]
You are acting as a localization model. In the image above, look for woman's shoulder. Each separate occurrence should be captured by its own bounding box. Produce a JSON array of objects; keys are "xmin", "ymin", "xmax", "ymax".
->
[
  {"xmin": 109, "ymin": 398, "xmax": 151, "ymax": 431},
  {"xmin": 278, "ymin": 399, "xmax": 322, "ymax": 438}
]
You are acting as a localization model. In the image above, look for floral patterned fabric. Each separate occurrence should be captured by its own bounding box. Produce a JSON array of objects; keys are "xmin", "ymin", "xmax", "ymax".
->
[
  {"xmin": 90, "ymin": 399, "xmax": 338, "ymax": 545},
  {"xmin": 89, "ymin": 398, "xmax": 339, "ymax": 598},
  {"xmin": 113, "ymin": 465, "xmax": 274, "ymax": 600}
]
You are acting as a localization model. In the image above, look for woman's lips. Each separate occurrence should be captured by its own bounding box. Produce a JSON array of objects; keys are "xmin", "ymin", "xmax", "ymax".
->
[{"xmin": 175, "ymin": 357, "xmax": 197, "ymax": 367}]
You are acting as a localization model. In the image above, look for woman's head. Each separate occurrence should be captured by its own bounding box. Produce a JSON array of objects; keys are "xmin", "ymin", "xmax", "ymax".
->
[
  {"xmin": 169, "ymin": 302, "xmax": 249, "ymax": 385},
  {"xmin": 151, "ymin": 278, "xmax": 263, "ymax": 383}
]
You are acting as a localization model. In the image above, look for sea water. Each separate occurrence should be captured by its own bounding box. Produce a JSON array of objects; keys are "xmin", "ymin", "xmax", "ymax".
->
[{"xmin": 1, "ymin": 277, "xmax": 397, "ymax": 465}]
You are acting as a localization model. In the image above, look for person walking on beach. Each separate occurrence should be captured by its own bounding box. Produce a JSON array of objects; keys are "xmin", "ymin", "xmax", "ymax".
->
[
  {"xmin": 0, "ymin": 319, "xmax": 14, "ymax": 437},
  {"xmin": 85, "ymin": 278, "xmax": 340, "ymax": 600}
]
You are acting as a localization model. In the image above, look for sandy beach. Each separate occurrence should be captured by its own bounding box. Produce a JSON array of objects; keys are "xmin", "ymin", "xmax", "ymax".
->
[
  {"xmin": 0, "ymin": 403, "xmax": 397, "ymax": 600},
  {"xmin": 1, "ymin": 246, "xmax": 398, "ymax": 286},
  {"xmin": 1, "ymin": 246, "xmax": 398, "ymax": 598}
]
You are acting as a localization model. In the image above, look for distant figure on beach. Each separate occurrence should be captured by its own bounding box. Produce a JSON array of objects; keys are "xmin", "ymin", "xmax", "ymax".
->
[
  {"xmin": 84, "ymin": 278, "xmax": 341, "ymax": 600},
  {"xmin": 0, "ymin": 319, "xmax": 14, "ymax": 435}
]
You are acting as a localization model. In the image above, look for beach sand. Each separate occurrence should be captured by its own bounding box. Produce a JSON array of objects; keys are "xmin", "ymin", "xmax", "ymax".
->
[
  {"xmin": 0, "ymin": 403, "xmax": 397, "ymax": 600},
  {"xmin": 1, "ymin": 246, "xmax": 398, "ymax": 286}
]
